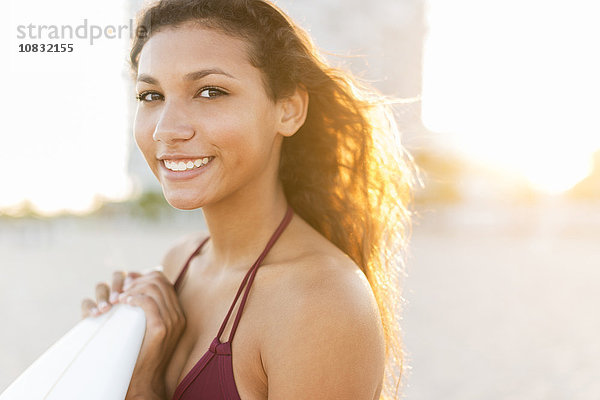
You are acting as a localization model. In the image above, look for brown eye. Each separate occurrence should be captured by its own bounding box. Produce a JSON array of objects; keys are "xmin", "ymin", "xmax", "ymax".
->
[
  {"xmin": 136, "ymin": 91, "xmax": 163, "ymax": 102},
  {"xmin": 197, "ymin": 87, "xmax": 227, "ymax": 98}
]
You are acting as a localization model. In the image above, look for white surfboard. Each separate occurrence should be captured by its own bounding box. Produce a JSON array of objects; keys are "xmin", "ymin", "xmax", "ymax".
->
[{"xmin": 0, "ymin": 304, "xmax": 146, "ymax": 400}]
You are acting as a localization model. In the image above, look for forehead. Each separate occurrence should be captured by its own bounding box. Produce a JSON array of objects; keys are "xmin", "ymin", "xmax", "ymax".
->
[{"xmin": 136, "ymin": 23, "xmax": 255, "ymax": 81}]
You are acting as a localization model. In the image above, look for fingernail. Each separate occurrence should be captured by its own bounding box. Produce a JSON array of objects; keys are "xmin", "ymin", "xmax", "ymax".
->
[
  {"xmin": 126, "ymin": 296, "xmax": 133, "ymax": 304},
  {"xmin": 118, "ymin": 293, "xmax": 127, "ymax": 303},
  {"xmin": 98, "ymin": 301, "xmax": 109, "ymax": 311},
  {"xmin": 123, "ymin": 277, "xmax": 132, "ymax": 290},
  {"xmin": 91, "ymin": 307, "xmax": 99, "ymax": 316},
  {"xmin": 109, "ymin": 292, "xmax": 119, "ymax": 304}
]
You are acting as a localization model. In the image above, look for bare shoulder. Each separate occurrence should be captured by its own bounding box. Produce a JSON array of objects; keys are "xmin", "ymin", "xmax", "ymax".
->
[
  {"xmin": 260, "ymin": 252, "xmax": 386, "ymax": 400},
  {"xmin": 160, "ymin": 231, "xmax": 209, "ymax": 283}
]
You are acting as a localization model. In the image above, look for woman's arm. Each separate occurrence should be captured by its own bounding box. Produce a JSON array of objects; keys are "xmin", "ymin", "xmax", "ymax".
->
[
  {"xmin": 79, "ymin": 233, "xmax": 207, "ymax": 398},
  {"xmin": 118, "ymin": 269, "xmax": 186, "ymax": 399},
  {"xmin": 123, "ymin": 233, "xmax": 211, "ymax": 398},
  {"xmin": 262, "ymin": 267, "xmax": 386, "ymax": 400}
]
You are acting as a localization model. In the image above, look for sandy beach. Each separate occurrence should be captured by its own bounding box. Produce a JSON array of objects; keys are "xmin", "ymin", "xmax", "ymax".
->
[{"xmin": 1, "ymin": 201, "xmax": 599, "ymax": 399}]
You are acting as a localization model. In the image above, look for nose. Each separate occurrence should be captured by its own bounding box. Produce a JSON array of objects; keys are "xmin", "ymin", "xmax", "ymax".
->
[{"xmin": 152, "ymin": 101, "xmax": 195, "ymax": 143}]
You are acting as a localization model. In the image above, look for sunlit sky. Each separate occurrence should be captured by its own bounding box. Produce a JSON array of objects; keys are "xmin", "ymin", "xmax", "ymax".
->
[
  {"xmin": 1, "ymin": 0, "xmax": 599, "ymax": 215},
  {"xmin": 422, "ymin": 0, "xmax": 600, "ymax": 194},
  {"xmin": 2, "ymin": 0, "xmax": 133, "ymax": 215}
]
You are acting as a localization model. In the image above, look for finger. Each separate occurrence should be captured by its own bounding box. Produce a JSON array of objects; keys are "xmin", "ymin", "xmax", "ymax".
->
[
  {"xmin": 110, "ymin": 271, "xmax": 126, "ymax": 304},
  {"xmin": 95, "ymin": 282, "xmax": 111, "ymax": 313},
  {"xmin": 125, "ymin": 293, "xmax": 168, "ymax": 344},
  {"xmin": 81, "ymin": 298, "xmax": 99, "ymax": 319},
  {"xmin": 120, "ymin": 280, "xmax": 168, "ymax": 321},
  {"xmin": 123, "ymin": 271, "xmax": 143, "ymax": 291},
  {"xmin": 120, "ymin": 274, "xmax": 186, "ymax": 337},
  {"xmin": 123, "ymin": 271, "xmax": 169, "ymax": 299},
  {"xmin": 148, "ymin": 270, "xmax": 185, "ymax": 320},
  {"xmin": 121, "ymin": 275, "xmax": 186, "ymax": 344},
  {"xmin": 122, "ymin": 271, "xmax": 183, "ymax": 321},
  {"xmin": 142, "ymin": 265, "xmax": 164, "ymax": 275},
  {"xmin": 146, "ymin": 270, "xmax": 185, "ymax": 322}
]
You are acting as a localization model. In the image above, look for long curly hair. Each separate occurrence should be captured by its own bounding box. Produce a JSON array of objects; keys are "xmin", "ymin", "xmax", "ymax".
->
[{"xmin": 130, "ymin": 1, "xmax": 415, "ymax": 398}]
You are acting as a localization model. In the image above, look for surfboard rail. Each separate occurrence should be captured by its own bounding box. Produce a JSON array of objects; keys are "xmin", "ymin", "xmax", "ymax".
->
[{"xmin": 0, "ymin": 304, "xmax": 146, "ymax": 400}]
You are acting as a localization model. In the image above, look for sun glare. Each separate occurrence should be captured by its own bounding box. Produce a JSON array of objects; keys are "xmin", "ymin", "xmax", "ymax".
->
[
  {"xmin": 3, "ymin": 0, "xmax": 599, "ymax": 215},
  {"xmin": 422, "ymin": 0, "xmax": 600, "ymax": 195},
  {"xmin": 2, "ymin": 0, "xmax": 134, "ymax": 216}
]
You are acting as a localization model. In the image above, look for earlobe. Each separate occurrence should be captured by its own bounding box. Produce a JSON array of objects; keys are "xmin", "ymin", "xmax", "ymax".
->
[{"xmin": 278, "ymin": 86, "xmax": 309, "ymax": 137}]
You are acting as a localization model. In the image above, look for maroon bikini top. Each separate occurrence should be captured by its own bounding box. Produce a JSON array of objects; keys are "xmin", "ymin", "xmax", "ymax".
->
[{"xmin": 170, "ymin": 205, "xmax": 294, "ymax": 400}]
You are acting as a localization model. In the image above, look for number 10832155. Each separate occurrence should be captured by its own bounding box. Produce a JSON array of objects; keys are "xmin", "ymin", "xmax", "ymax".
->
[{"xmin": 18, "ymin": 43, "xmax": 74, "ymax": 52}]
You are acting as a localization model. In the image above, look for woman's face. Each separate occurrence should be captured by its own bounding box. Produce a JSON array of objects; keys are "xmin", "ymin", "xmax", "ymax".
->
[{"xmin": 134, "ymin": 24, "xmax": 284, "ymax": 210}]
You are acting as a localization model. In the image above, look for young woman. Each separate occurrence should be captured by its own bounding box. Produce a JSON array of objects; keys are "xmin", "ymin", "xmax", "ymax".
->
[{"xmin": 81, "ymin": 1, "xmax": 413, "ymax": 399}]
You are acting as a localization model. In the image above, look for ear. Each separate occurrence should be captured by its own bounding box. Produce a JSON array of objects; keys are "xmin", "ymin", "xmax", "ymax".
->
[{"xmin": 276, "ymin": 85, "xmax": 309, "ymax": 137}]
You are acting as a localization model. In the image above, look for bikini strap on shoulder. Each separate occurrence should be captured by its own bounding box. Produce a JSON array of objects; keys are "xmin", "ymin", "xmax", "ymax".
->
[
  {"xmin": 174, "ymin": 236, "xmax": 210, "ymax": 291},
  {"xmin": 216, "ymin": 205, "xmax": 294, "ymax": 343}
]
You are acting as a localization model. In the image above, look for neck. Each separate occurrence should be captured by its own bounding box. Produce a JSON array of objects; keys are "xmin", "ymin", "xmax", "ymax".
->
[{"xmin": 201, "ymin": 179, "xmax": 290, "ymax": 272}]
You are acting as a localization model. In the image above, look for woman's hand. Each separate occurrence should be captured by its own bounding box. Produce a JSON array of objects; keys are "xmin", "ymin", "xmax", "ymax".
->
[
  {"xmin": 81, "ymin": 270, "xmax": 142, "ymax": 318},
  {"xmin": 81, "ymin": 268, "xmax": 186, "ymax": 399},
  {"xmin": 121, "ymin": 270, "xmax": 187, "ymax": 398}
]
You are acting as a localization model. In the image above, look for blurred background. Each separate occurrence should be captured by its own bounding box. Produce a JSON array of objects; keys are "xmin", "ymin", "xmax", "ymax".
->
[{"xmin": 2, "ymin": 0, "xmax": 600, "ymax": 398}]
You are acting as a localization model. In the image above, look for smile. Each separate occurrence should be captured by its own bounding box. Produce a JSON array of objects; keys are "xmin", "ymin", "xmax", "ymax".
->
[{"xmin": 163, "ymin": 157, "xmax": 214, "ymax": 171}]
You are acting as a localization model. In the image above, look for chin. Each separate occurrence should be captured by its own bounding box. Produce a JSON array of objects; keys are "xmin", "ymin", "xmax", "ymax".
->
[
  {"xmin": 163, "ymin": 191, "xmax": 206, "ymax": 211},
  {"xmin": 170, "ymin": 203, "xmax": 202, "ymax": 211}
]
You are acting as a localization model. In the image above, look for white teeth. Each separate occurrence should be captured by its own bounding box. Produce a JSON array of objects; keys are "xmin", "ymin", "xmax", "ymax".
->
[{"xmin": 164, "ymin": 157, "xmax": 212, "ymax": 171}]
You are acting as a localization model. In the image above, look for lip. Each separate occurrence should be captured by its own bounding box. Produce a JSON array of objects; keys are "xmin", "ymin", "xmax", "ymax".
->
[
  {"xmin": 159, "ymin": 157, "xmax": 214, "ymax": 181},
  {"xmin": 157, "ymin": 153, "xmax": 213, "ymax": 160}
]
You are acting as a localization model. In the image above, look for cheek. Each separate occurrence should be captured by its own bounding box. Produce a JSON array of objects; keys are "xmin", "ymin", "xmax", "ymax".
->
[{"xmin": 210, "ymin": 111, "xmax": 272, "ymax": 169}]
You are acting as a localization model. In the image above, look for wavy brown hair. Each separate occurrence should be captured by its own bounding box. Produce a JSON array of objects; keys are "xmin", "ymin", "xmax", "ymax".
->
[{"xmin": 130, "ymin": 1, "xmax": 414, "ymax": 398}]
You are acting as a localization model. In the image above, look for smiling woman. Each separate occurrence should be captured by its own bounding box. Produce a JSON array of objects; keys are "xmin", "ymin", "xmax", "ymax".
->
[
  {"xmin": 133, "ymin": 26, "xmax": 288, "ymax": 211},
  {"xmin": 79, "ymin": 1, "xmax": 414, "ymax": 399}
]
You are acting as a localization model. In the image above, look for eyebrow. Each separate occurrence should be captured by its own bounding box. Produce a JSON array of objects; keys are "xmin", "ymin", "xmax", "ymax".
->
[{"xmin": 136, "ymin": 68, "xmax": 237, "ymax": 84}]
